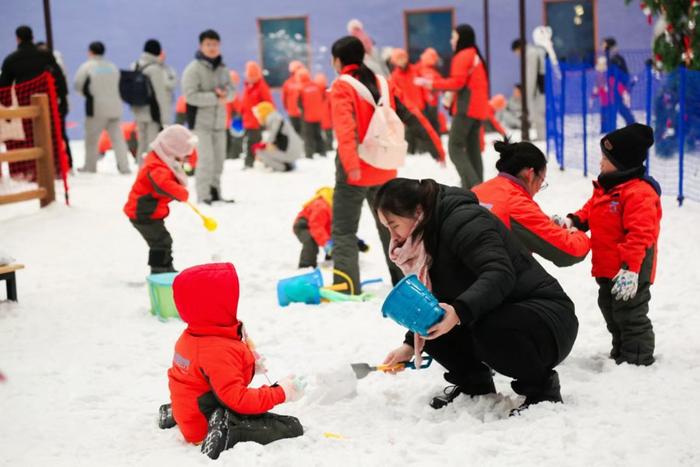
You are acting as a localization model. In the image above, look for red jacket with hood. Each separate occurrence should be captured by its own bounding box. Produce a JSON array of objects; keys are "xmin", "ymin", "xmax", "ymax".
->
[
  {"xmin": 241, "ymin": 79, "xmax": 273, "ymax": 130},
  {"xmin": 168, "ymin": 263, "xmax": 286, "ymax": 444},
  {"xmin": 295, "ymin": 197, "xmax": 332, "ymax": 246},
  {"xmin": 330, "ymin": 64, "xmax": 445, "ymax": 187},
  {"xmin": 390, "ymin": 64, "xmax": 425, "ymax": 110},
  {"xmin": 123, "ymin": 151, "xmax": 188, "ymax": 221},
  {"xmin": 282, "ymin": 76, "xmax": 302, "ymax": 118},
  {"xmin": 432, "ymin": 47, "xmax": 489, "ymax": 120}
]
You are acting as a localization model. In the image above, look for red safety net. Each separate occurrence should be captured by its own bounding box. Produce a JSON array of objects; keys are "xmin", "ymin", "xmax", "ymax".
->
[{"xmin": 0, "ymin": 71, "xmax": 70, "ymax": 204}]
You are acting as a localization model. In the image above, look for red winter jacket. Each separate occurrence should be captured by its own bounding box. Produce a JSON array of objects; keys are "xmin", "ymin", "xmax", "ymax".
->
[
  {"xmin": 123, "ymin": 152, "xmax": 188, "ymax": 221},
  {"xmin": 569, "ymin": 173, "xmax": 662, "ymax": 281},
  {"xmin": 432, "ymin": 47, "xmax": 489, "ymax": 120},
  {"xmin": 298, "ymin": 80, "xmax": 324, "ymax": 123},
  {"xmin": 168, "ymin": 263, "xmax": 286, "ymax": 444},
  {"xmin": 295, "ymin": 197, "xmax": 332, "ymax": 246},
  {"xmin": 281, "ymin": 76, "xmax": 302, "ymax": 117},
  {"xmin": 390, "ymin": 64, "xmax": 425, "ymax": 110},
  {"xmin": 472, "ymin": 174, "xmax": 590, "ymax": 267},
  {"xmin": 241, "ymin": 79, "xmax": 273, "ymax": 130},
  {"xmin": 418, "ymin": 64, "xmax": 442, "ymax": 107},
  {"xmin": 331, "ymin": 64, "xmax": 445, "ymax": 187},
  {"xmin": 320, "ymin": 89, "xmax": 332, "ymax": 130}
]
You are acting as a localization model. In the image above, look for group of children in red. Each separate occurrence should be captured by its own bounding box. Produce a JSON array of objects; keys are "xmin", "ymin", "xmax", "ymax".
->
[{"xmin": 117, "ymin": 29, "xmax": 662, "ymax": 460}]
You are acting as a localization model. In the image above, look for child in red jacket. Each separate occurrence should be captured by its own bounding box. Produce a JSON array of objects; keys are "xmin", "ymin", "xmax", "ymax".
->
[
  {"xmin": 566, "ymin": 124, "xmax": 661, "ymax": 366},
  {"xmin": 124, "ymin": 125, "xmax": 195, "ymax": 274},
  {"xmin": 165, "ymin": 263, "xmax": 304, "ymax": 459}
]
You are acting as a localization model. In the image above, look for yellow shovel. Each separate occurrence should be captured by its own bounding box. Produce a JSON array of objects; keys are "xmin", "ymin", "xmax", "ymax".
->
[{"xmin": 187, "ymin": 201, "xmax": 218, "ymax": 232}]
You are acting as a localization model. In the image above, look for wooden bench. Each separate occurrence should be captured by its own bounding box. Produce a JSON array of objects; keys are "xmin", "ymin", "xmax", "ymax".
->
[{"xmin": 0, "ymin": 264, "xmax": 24, "ymax": 301}]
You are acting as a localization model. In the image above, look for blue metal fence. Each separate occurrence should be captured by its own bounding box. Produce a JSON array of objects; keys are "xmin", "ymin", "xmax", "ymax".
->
[{"xmin": 546, "ymin": 50, "xmax": 700, "ymax": 205}]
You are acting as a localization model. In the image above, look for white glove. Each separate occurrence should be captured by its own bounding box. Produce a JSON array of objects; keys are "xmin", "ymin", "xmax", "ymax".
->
[
  {"xmin": 551, "ymin": 214, "xmax": 573, "ymax": 229},
  {"xmin": 254, "ymin": 354, "xmax": 267, "ymax": 374},
  {"xmin": 611, "ymin": 269, "xmax": 639, "ymax": 301},
  {"xmin": 278, "ymin": 375, "xmax": 307, "ymax": 402},
  {"xmin": 413, "ymin": 77, "xmax": 432, "ymax": 88}
]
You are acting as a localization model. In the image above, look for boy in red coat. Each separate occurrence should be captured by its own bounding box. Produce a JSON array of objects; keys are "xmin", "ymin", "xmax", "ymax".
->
[
  {"xmin": 241, "ymin": 61, "xmax": 273, "ymax": 168},
  {"xmin": 167, "ymin": 263, "xmax": 304, "ymax": 459},
  {"xmin": 296, "ymin": 68, "xmax": 325, "ymax": 158},
  {"xmin": 566, "ymin": 124, "xmax": 661, "ymax": 366},
  {"xmin": 124, "ymin": 125, "xmax": 195, "ymax": 273}
]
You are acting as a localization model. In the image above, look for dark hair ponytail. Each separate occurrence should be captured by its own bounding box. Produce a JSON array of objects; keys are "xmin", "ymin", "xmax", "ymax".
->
[
  {"xmin": 494, "ymin": 138, "xmax": 547, "ymax": 176},
  {"xmin": 373, "ymin": 178, "xmax": 440, "ymax": 253},
  {"xmin": 331, "ymin": 36, "xmax": 380, "ymax": 102},
  {"xmin": 454, "ymin": 24, "xmax": 488, "ymax": 84}
]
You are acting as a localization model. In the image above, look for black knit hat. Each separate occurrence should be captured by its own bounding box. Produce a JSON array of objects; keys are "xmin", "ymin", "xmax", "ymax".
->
[
  {"xmin": 600, "ymin": 123, "xmax": 654, "ymax": 170},
  {"xmin": 144, "ymin": 39, "xmax": 162, "ymax": 56}
]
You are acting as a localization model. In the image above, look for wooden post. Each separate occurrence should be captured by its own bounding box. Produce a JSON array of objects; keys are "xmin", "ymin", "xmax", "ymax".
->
[
  {"xmin": 31, "ymin": 94, "xmax": 55, "ymax": 207},
  {"xmin": 43, "ymin": 0, "xmax": 54, "ymax": 51},
  {"xmin": 519, "ymin": 0, "xmax": 531, "ymax": 141}
]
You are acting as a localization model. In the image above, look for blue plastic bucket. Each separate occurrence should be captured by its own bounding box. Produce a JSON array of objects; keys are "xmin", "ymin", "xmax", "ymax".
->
[
  {"xmin": 146, "ymin": 272, "xmax": 180, "ymax": 320},
  {"xmin": 381, "ymin": 274, "xmax": 444, "ymax": 336},
  {"xmin": 231, "ymin": 117, "xmax": 244, "ymax": 137},
  {"xmin": 277, "ymin": 268, "xmax": 324, "ymax": 307}
]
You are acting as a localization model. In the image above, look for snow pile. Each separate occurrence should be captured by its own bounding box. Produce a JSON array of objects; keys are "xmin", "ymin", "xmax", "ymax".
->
[{"xmin": 1, "ymin": 138, "xmax": 699, "ymax": 465}]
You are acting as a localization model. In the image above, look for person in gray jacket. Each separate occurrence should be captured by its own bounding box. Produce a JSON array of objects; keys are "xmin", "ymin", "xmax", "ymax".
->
[
  {"xmin": 74, "ymin": 41, "xmax": 130, "ymax": 174},
  {"xmin": 131, "ymin": 39, "xmax": 173, "ymax": 164},
  {"xmin": 252, "ymin": 101, "xmax": 302, "ymax": 172},
  {"xmin": 181, "ymin": 29, "xmax": 233, "ymax": 204},
  {"xmin": 512, "ymin": 39, "xmax": 546, "ymax": 140}
]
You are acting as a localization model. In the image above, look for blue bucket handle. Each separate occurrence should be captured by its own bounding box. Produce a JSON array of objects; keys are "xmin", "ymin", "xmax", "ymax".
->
[{"xmin": 404, "ymin": 355, "xmax": 433, "ymax": 370}]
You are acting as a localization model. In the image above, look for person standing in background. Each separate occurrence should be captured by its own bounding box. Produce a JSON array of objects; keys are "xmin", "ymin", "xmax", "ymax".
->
[
  {"xmin": 346, "ymin": 19, "xmax": 390, "ymax": 77},
  {"xmin": 296, "ymin": 68, "xmax": 325, "ymax": 158},
  {"xmin": 131, "ymin": 39, "xmax": 173, "ymax": 164},
  {"xmin": 511, "ymin": 38, "xmax": 546, "ymax": 140},
  {"xmin": 314, "ymin": 72, "xmax": 334, "ymax": 153},
  {"xmin": 602, "ymin": 37, "xmax": 635, "ymax": 127},
  {"xmin": 390, "ymin": 48, "xmax": 426, "ymax": 154},
  {"xmin": 74, "ymin": 41, "xmax": 130, "ymax": 174},
  {"xmin": 281, "ymin": 61, "xmax": 304, "ymax": 134},
  {"xmin": 417, "ymin": 47, "xmax": 442, "ymax": 136},
  {"xmin": 240, "ymin": 60, "xmax": 273, "ymax": 169},
  {"xmin": 182, "ymin": 29, "xmax": 233, "ymax": 204}
]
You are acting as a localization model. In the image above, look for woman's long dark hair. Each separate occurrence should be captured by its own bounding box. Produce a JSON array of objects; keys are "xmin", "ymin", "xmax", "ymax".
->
[
  {"xmin": 454, "ymin": 24, "xmax": 488, "ymax": 80},
  {"xmin": 373, "ymin": 178, "xmax": 440, "ymax": 255},
  {"xmin": 494, "ymin": 138, "xmax": 547, "ymax": 176},
  {"xmin": 331, "ymin": 35, "xmax": 380, "ymax": 102}
]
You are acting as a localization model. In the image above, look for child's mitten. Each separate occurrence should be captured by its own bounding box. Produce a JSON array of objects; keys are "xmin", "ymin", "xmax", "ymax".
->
[{"xmin": 611, "ymin": 268, "xmax": 639, "ymax": 301}]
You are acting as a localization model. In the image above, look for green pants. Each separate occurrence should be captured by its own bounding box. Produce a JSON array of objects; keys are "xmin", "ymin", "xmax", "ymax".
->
[
  {"xmin": 596, "ymin": 278, "xmax": 655, "ymax": 365},
  {"xmin": 448, "ymin": 115, "xmax": 483, "ymax": 189},
  {"xmin": 332, "ymin": 158, "xmax": 403, "ymax": 293}
]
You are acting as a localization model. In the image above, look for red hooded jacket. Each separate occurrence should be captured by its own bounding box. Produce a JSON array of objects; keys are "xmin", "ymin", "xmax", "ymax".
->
[
  {"xmin": 298, "ymin": 78, "xmax": 324, "ymax": 123},
  {"xmin": 241, "ymin": 80, "xmax": 273, "ymax": 130},
  {"xmin": 168, "ymin": 263, "xmax": 286, "ymax": 444},
  {"xmin": 330, "ymin": 64, "xmax": 445, "ymax": 187},
  {"xmin": 432, "ymin": 47, "xmax": 489, "ymax": 120},
  {"xmin": 570, "ymin": 174, "xmax": 661, "ymax": 282},
  {"xmin": 472, "ymin": 174, "xmax": 590, "ymax": 267},
  {"xmin": 282, "ymin": 76, "xmax": 302, "ymax": 118},
  {"xmin": 295, "ymin": 197, "xmax": 332, "ymax": 246},
  {"xmin": 123, "ymin": 152, "xmax": 188, "ymax": 221},
  {"xmin": 390, "ymin": 64, "xmax": 425, "ymax": 110}
]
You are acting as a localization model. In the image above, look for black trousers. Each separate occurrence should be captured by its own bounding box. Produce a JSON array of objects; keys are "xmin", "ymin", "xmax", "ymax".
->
[
  {"xmin": 302, "ymin": 121, "xmax": 324, "ymax": 158},
  {"xmin": 244, "ymin": 129, "xmax": 262, "ymax": 168},
  {"xmin": 289, "ymin": 116, "xmax": 302, "ymax": 135},
  {"xmin": 597, "ymin": 278, "xmax": 654, "ymax": 365},
  {"xmin": 130, "ymin": 220, "xmax": 174, "ymax": 272},
  {"xmin": 293, "ymin": 218, "xmax": 319, "ymax": 268},
  {"xmin": 448, "ymin": 115, "xmax": 483, "ymax": 189},
  {"xmin": 424, "ymin": 302, "xmax": 575, "ymax": 394},
  {"xmin": 322, "ymin": 129, "xmax": 334, "ymax": 152}
]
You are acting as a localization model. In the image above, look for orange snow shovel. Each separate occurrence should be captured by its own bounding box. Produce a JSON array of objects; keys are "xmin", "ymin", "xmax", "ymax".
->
[
  {"xmin": 351, "ymin": 356, "xmax": 433, "ymax": 379},
  {"xmin": 187, "ymin": 201, "xmax": 218, "ymax": 232}
]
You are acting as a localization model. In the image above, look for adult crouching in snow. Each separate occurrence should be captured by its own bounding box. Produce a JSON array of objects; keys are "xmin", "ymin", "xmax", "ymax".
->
[
  {"xmin": 329, "ymin": 36, "xmax": 445, "ymax": 294},
  {"xmin": 251, "ymin": 101, "xmax": 302, "ymax": 172},
  {"xmin": 472, "ymin": 140, "xmax": 591, "ymax": 267},
  {"xmin": 376, "ymin": 178, "xmax": 578, "ymax": 413},
  {"xmin": 124, "ymin": 125, "xmax": 195, "ymax": 274},
  {"xmin": 415, "ymin": 24, "xmax": 489, "ymax": 189}
]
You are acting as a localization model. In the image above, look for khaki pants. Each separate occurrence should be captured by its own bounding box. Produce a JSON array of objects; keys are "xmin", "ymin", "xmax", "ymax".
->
[
  {"xmin": 84, "ymin": 116, "xmax": 130, "ymax": 173},
  {"xmin": 194, "ymin": 129, "xmax": 226, "ymax": 202}
]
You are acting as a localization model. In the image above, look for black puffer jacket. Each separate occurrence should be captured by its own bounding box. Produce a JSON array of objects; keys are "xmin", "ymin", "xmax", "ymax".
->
[{"xmin": 409, "ymin": 186, "xmax": 577, "ymax": 356}]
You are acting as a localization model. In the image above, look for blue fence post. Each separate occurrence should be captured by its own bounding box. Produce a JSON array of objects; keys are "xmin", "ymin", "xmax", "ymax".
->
[
  {"xmin": 645, "ymin": 62, "xmax": 652, "ymax": 175},
  {"xmin": 545, "ymin": 57, "xmax": 552, "ymax": 157},
  {"xmin": 582, "ymin": 66, "xmax": 588, "ymax": 177},
  {"xmin": 559, "ymin": 67, "xmax": 566, "ymax": 170},
  {"xmin": 678, "ymin": 66, "xmax": 686, "ymax": 206}
]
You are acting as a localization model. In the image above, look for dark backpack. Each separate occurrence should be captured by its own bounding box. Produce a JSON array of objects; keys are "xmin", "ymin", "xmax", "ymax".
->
[{"xmin": 119, "ymin": 63, "xmax": 154, "ymax": 106}]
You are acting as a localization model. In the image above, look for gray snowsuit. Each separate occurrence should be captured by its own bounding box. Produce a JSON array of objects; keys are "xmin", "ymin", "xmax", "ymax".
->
[
  {"xmin": 524, "ymin": 44, "xmax": 546, "ymax": 140},
  {"xmin": 181, "ymin": 53, "xmax": 233, "ymax": 201},
  {"xmin": 74, "ymin": 55, "xmax": 130, "ymax": 173}
]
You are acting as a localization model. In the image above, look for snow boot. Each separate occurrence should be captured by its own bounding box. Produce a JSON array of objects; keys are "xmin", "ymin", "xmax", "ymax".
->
[
  {"xmin": 510, "ymin": 370, "xmax": 563, "ymax": 416},
  {"xmin": 201, "ymin": 408, "xmax": 230, "ymax": 460},
  {"xmin": 225, "ymin": 411, "xmax": 303, "ymax": 446},
  {"xmin": 158, "ymin": 403, "xmax": 176, "ymax": 429},
  {"xmin": 210, "ymin": 186, "xmax": 235, "ymax": 204},
  {"xmin": 430, "ymin": 371, "xmax": 496, "ymax": 409}
]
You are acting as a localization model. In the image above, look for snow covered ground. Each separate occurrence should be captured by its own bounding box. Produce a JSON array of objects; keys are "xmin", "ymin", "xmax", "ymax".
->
[{"xmin": 1, "ymin": 138, "xmax": 699, "ymax": 466}]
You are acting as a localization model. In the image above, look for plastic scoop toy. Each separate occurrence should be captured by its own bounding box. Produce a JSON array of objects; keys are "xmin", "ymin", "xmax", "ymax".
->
[
  {"xmin": 187, "ymin": 201, "xmax": 218, "ymax": 231},
  {"xmin": 351, "ymin": 356, "xmax": 433, "ymax": 380}
]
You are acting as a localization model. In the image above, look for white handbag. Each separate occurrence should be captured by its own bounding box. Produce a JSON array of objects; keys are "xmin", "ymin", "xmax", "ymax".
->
[{"xmin": 0, "ymin": 87, "xmax": 27, "ymax": 143}]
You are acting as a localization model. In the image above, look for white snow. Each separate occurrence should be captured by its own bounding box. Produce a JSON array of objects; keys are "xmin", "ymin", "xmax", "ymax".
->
[{"xmin": 1, "ymin": 137, "xmax": 699, "ymax": 466}]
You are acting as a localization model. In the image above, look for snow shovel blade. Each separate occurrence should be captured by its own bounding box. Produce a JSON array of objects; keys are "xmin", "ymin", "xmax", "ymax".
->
[
  {"xmin": 350, "ymin": 356, "xmax": 434, "ymax": 379},
  {"xmin": 350, "ymin": 363, "xmax": 376, "ymax": 379}
]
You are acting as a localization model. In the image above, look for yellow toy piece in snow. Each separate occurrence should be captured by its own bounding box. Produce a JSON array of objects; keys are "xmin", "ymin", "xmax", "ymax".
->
[{"xmin": 187, "ymin": 202, "xmax": 218, "ymax": 232}]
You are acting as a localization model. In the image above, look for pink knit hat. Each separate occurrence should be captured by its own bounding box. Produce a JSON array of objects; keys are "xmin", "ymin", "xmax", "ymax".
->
[{"xmin": 151, "ymin": 125, "xmax": 198, "ymax": 162}]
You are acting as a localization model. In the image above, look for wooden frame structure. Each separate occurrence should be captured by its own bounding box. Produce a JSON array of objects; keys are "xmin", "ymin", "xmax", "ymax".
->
[
  {"xmin": 543, "ymin": 0, "xmax": 599, "ymax": 57},
  {"xmin": 0, "ymin": 94, "xmax": 56, "ymax": 207},
  {"xmin": 257, "ymin": 15, "xmax": 311, "ymax": 90}
]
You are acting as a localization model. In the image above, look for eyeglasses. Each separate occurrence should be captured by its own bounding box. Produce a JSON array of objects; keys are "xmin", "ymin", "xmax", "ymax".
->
[{"xmin": 536, "ymin": 173, "xmax": 549, "ymax": 192}]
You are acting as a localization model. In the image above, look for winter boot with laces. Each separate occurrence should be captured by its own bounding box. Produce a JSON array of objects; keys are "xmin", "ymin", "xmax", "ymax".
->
[
  {"xmin": 509, "ymin": 370, "xmax": 563, "ymax": 416},
  {"xmin": 158, "ymin": 403, "xmax": 176, "ymax": 429},
  {"xmin": 201, "ymin": 408, "xmax": 231, "ymax": 460},
  {"xmin": 430, "ymin": 370, "xmax": 496, "ymax": 409}
]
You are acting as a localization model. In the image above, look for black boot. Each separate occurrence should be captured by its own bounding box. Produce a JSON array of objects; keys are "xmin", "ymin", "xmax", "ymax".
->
[
  {"xmin": 158, "ymin": 403, "xmax": 176, "ymax": 429},
  {"xmin": 201, "ymin": 408, "xmax": 231, "ymax": 460},
  {"xmin": 210, "ymin": 186, "xmax": 235, "ymax": 204},
  {"xmin": 226, "ymin": 411, "xmax": 303, "ymax": 445},
  {"xmin": 510, "ymin": 370, "xmax": 563, "ymax": 416},
  {"xmin": 430, "ymin": 370, "xmax": 496, "ymax": 409}
]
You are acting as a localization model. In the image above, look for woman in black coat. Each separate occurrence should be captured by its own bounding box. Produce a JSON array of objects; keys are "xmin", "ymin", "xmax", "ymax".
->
[{"xmin": 375, "ymin": 178, "xmax": 578, "ymax": 412}]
